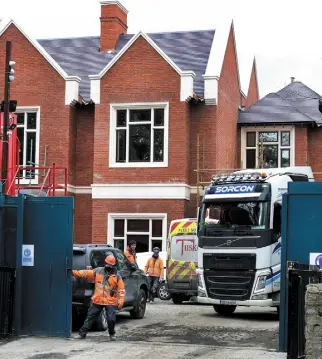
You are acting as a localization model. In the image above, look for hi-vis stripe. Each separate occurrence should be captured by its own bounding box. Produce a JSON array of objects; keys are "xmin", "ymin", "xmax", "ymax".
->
[
  {"xmin": 170, "ymin": 220, "xmax": 196, "ymax": 237},
  {"xmin": 167, "ymin": 258, "xmax": 197, "ymax": 280}
]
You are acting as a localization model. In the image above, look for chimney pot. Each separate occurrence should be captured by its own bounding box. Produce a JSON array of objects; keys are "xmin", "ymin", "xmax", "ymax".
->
[
  {"xmin": 291, "ymin": 77, "xmax": 295, "ymax": 83},
  {"xmin": 100, "ymin": 0, "xmax": 128, "ymax": 52}
]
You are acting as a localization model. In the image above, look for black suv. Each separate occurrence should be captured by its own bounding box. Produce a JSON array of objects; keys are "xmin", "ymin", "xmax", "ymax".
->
[{"xmin": 72, "ymin": 244, "xmax": 149, "ymax": 330}]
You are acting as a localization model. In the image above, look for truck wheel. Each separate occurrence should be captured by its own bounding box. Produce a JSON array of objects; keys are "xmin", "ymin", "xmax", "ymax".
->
[
  {"xmin": 157, "ymin": 282, "xmax": 172, "ymax": 301},
  {"xmin": 172, "ymin": 294, "xmax": 184, "ymax": 304},
  {"xmin": 95, "ymin": 307, "xmax": 108, "ymax": 331},
  {"xmin": 130, "ymin": 288, "xmax": 147, "ymax": 319},
  {"xmin": 213, "ymin": 305, "xmax": 236, "ymax": 316}
]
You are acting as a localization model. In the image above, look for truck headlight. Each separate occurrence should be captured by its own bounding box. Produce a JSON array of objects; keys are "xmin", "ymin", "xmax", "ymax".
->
[{"xmin": 255, "ymin": 275, "xmax": 267, "ymax": 291}]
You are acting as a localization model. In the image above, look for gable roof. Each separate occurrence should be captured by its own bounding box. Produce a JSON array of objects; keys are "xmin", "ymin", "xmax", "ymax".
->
[
  {"xmin": 0, "ymin": 19, "xmax": 79, "ymax": 82},
  {"xmin": 238, "ymin": 81, "xmax": 322, "ymax": 126},
  {"xmin": 39, "ymin": 29, "xmax": 215, "ymax": 102}
]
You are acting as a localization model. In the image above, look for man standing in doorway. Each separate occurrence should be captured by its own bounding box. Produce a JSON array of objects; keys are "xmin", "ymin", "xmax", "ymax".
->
[
  {"xmin": 144, "ymin": 247, "xmax": 164, "ymax": 303},
  {"xmin": 72, "ymin": 255, "xmax": 125, "ymax": 341},
  {"xmin": 124, "ymin": 240, "xmax": 137, "ymax": 263}
]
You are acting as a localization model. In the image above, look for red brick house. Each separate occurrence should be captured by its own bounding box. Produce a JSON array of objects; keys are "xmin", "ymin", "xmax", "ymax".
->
[{"xmin": 0, "ymin": 0, "xmax": 260, "ymax": 252}]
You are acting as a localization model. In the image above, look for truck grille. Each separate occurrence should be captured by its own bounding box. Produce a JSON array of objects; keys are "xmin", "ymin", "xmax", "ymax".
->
[
  {"xmin": 204, "ymin": 270, "xmax": 255, "ymax": 300},
  {"xmin": 203, "ymin": 253, "xmax": 256, "ymax": 270}
]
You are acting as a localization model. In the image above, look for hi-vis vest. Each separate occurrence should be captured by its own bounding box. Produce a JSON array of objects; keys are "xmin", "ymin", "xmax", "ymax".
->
[
  {"xmin": 73, "ymin": 267, "xmax": 125, "ymax": 306},
  {"xmin": 145, "ymin": 257, "xmax": 164, "ymax": 278}
]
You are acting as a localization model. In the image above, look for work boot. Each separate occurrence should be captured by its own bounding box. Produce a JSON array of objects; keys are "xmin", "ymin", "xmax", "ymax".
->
[
  {"xmin": 74, "ymin": 333, "xmax": 86, "ymax": 339},
  {"xmin": 110, "ymin": 334, "xmax": 116, "ymax": 341}
]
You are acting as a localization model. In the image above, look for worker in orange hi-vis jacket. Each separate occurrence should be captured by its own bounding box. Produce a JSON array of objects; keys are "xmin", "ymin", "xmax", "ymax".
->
[
  {"xmin": 124, "ymin": 240, "xmax": 137, "ymax": 263},
  {"xmin": 144, "ymin": 247, "xmax": 164, "ymax": 303},
  {"xmin": 72, "ymin": 255, "xmax": 125, "ymax": 341}
]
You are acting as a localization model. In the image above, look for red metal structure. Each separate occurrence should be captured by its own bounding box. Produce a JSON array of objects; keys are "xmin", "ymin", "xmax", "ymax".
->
[{"xmin": 0, "ymin": 112, "xmax": 68, "ymax": 196}]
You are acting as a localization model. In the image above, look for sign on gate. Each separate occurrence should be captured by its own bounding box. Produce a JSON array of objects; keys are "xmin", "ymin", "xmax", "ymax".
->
[
  {"xmin": 309, "ymin": 253, "xmax": 322, "ymax": 267},
  {"xmin": 22, "ymin": 245, "xmax": 34, "ymax": 267}
]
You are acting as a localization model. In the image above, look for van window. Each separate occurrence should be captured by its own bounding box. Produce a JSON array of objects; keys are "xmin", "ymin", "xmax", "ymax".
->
[{"xmin": 273, "ymin": 203, "xmax": 282, "ymax": 240}]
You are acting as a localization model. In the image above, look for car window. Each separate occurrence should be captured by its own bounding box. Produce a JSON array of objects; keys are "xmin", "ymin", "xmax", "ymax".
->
[
  {"xmin": 90, "ymin": 250, "xmax": 115, "ymax": 268},
  {"xmin": 114, "ymin": 250, "xmax": 132, "ymax": 271}
]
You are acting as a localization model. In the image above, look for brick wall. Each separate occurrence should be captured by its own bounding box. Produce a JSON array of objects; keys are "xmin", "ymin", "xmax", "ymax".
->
[
  {"xmin": 295, "ymin": 126, "xmax": 308, "ymax": 166},
  {"xmin": 75, "ymin": 105, "xmax": 94, "ymax": 186},
  {"xmin": 74, "ymin": 194, "xmax": 92, "ymax": 243},
  {"xmin": 245, "ymin": 61, "xmax": 259, "ymax": 108},
  {"xmin": 94, "ymin": 36, "xmax": 190, "ymax": 185},
  {"xmin": 0, "ymin": 24, "xmax": 72, "ymax": 185},
  {"xmin": 216, "ymin": 27, "xmax": 241, "ymax": 170},
  {"xmin": 308, "ymin": 126, "xmax": 322, "ymax": 180},
  {"xmin": 92, "ymin": 198, "xmax": 187, "ymax": 243}
]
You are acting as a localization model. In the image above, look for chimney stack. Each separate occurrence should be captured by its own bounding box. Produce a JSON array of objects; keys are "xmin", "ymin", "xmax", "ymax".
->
[
  {"xmin": 100, "ymin": 0, "xmax": 128, "ymax": 52},
  {"xmin": 290, "ymin": 76, "xmax": 295, "ymax": 83}
]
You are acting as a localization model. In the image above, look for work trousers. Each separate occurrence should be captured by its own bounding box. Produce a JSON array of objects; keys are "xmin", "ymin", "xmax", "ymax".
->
[
  {"xmin": 148, "ymin": 276, "xmax": 160, "ymax": 301},
  {"xmin": 79, "ymin": 303, "xmax": 117, "ymax": 336}
]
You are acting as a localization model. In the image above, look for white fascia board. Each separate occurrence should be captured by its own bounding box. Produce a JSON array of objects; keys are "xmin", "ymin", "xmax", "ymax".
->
[
  {"xmin": 0, "ymin": 19, "xmax": 81, "ymax": 105},
  {"xmin": 203, "ymin": 19, "xmax": 241, "ymax": 105},
  {"xmin": 91, "ymin": 183, "xmax": 191, "ymax": 200},
  {"xmin": 100, "ymin": 0, "xmax": 129, "ymax": 14},
  {"xmin": 89, "ymin": 76, "xmax": 101, "ymax": 104}
]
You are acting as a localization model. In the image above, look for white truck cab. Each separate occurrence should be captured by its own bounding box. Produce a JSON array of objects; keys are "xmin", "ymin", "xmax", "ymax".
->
[{"xmin": 197, "ymin": 166, "xmax": 314, "ymax": 315}]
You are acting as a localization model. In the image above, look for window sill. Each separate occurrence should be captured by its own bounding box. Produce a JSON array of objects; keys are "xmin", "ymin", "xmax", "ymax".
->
[
  {"xmin": 16, "ymin": 179, "xmax": 38, "ymax": 185},
  {"xmin": 109, "ymin": 162, "xmax": 168, "ymax": 168}
]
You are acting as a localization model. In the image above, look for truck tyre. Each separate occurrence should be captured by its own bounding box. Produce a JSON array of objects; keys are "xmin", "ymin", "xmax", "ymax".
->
[
  {"xmin": 172, "ymin": 294, "xmax": 184, "ymax": 304},
  {"xmin": 95, "ymin": 307, "xmax": 108, "ymax": 331},
  {"xmin": 130, "ymin": 288, "xmax": 147, "ymax": 319},
  {"xmin": 157, "ymin": 282, "xmax": 172, "ymax": 300},
  {"xmin": 213, "ymin": 305, "xmax": 236, "ymax": 316}
]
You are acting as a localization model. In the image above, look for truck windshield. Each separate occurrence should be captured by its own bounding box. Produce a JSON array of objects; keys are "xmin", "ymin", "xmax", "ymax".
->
[{"xmin": 199, "ymin": 201, "xmax": 268, "ymax": 230}]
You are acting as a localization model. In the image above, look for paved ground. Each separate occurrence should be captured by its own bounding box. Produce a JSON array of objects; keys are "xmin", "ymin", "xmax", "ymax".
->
[{"xmin": 0, "ymin": 300, "xmax": 286, "ymax": 359}]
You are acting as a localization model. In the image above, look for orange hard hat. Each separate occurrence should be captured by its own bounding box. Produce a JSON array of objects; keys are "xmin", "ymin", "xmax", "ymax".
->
[{"xmin": 105, "ymin": 255, "xmax": 116, "ymax": 266}]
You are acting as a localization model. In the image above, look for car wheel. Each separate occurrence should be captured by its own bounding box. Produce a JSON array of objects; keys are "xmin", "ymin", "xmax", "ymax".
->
[
  {"xmin": 95, "ymin": 307, "xmax": 108, "ymax": 331},
  {"xmin": 130, "ymin": 288, "xmax": 147, "ymax": 319},
  {"xmin": 157, "ymin": 282, "xmax": 172, "ymax": 301},
  {"xmin": 213, "ymin": 305, "xmax": 237, "ymax": 316},
  {"xmin": 172, "ymin": 294, "xmax": 184, "ymax": 304}
]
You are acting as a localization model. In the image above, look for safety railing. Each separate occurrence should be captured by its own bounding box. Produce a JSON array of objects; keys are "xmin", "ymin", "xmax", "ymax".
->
[
  {"xmin": 0, "ymin": 265, "xmax": 15, "ymax": 338},
  {"xmin": 6, "ymin": 163, "xmax": 68, "ymax": 196},
  {"xmin": 287, "ymin": 262, "xmax": 322, "ymax": 359}
]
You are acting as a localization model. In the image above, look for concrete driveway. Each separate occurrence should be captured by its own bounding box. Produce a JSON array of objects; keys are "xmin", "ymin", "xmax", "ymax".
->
[{"xmin": 0, "ymin": 300, "xmax": 286, "ymax": 359}]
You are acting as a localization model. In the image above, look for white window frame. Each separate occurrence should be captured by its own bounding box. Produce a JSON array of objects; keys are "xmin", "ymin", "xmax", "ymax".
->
[
  {"xmin": 241, "ymin": 126, "xmax": 295, "ymax": 169},
  {"xmin": 109, "ymin": 102, "xmax": 169, "ymax": 168},
  {"xmin": 107, "ymin": 213, "xmax": 168, "ymax": 252},
  {"xmin": 15, "ymin": 106, "xmax": 40, "ymax": 185}
]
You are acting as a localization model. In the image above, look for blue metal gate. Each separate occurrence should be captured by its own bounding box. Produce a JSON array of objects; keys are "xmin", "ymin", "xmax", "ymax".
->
[
  {"xmin": 279, "ymin": 182, "xmax": 322, "ymax": 352},
  {"xmin": 0, "ymin": 193, "xmax": 73, "ymax": 338},
  {"xmin": 21, "ymin": 197, "xmax": 73, "ymax": 337}
]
